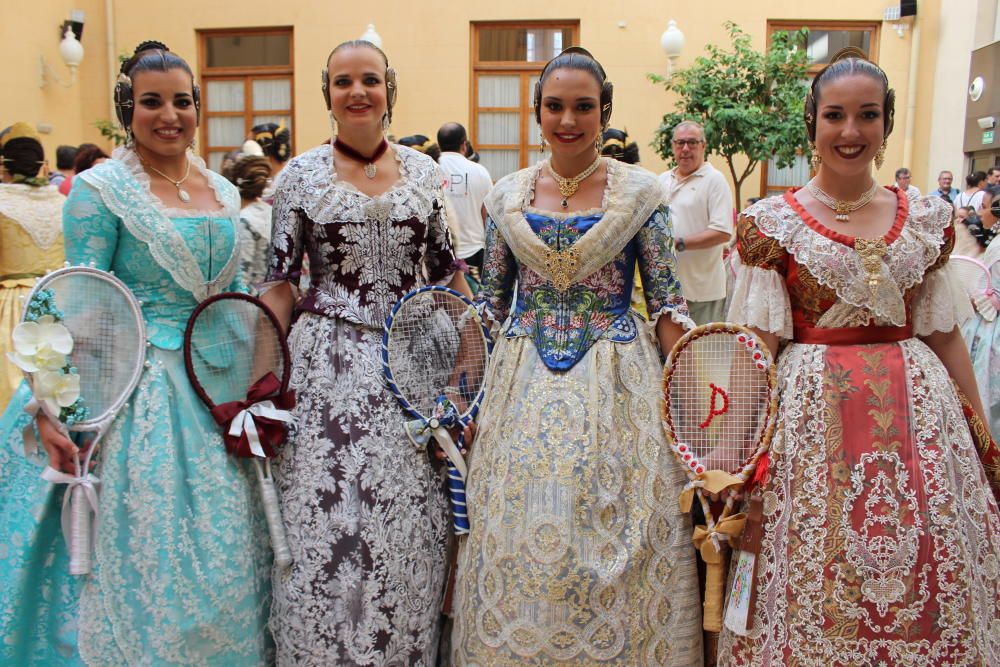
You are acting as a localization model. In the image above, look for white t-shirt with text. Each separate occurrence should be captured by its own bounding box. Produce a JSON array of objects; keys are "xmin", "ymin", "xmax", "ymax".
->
[{"xmin": 438, "ymin": 152, "xmax": 493, "ymax": 259}]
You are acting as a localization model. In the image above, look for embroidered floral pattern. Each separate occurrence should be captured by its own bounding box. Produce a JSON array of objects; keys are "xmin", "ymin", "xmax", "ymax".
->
[{"xmin": 720, "ymin": 194, "xmax": 1000, "ymax": 666}]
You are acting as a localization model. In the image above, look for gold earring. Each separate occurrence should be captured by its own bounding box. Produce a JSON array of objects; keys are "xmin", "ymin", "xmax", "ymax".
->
[
  {"xmin": 874, "ymin": 140, "xmax": 886, "ymax": 170},
  {"xmin": 539, "ymin": 137, "xmax": 547, "ymax": 154},
  {"xmin": 381, "ymin": 112, "xmax": 391, "ymax": 133},
  {"xmin": 328, "ymin": 112, "xmax": 338, "ymax": 140},
  {"xmin": 809, "ymin": 142, "xmax": 821, "ymax": 171}
]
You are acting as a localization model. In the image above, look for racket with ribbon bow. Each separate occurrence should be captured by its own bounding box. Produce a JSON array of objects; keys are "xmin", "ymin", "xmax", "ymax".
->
[
  {"xmin": 183, "ymin": 292, "xmax": 295, "ymax": 567},
  {"xmin": 382, "ymin": 285, "xmax": 493, "ymax": 535},
  {"xmin": 662, "ymin": 323, "xmax": 778, "ymax": 633},
  {"xmin": 12, "ymin": 265, "xmax": 147, "ymax": 575}
]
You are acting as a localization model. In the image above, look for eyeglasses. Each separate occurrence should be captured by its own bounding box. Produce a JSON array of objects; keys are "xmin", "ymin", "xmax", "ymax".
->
[{"xmin": 671, "ymin": 139, "xmax": 704, "ymax": 148}]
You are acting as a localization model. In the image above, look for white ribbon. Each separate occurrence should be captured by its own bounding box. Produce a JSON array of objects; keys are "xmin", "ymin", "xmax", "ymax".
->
[
  {"xmin": 228, "ymin": 400, "xmax": 294, "ymax": 459},
  {"xmin": 41, "ymin": 465, "xmax": 100, "ymax": 552}
]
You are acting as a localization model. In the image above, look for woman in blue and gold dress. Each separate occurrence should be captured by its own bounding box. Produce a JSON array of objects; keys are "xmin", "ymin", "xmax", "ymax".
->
[
  {"xmin": 0, "ymin": 42, "xmax": 271, "ymax": 665},
  {"xmin": 451, "ymin": 48, "xmax": 702, "ymax": 665}
]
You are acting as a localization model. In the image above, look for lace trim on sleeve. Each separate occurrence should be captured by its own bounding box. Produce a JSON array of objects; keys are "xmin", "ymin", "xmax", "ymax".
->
[
  {"xmin": 647, "ymin": 303, "xmax": 696, "ymax": 331},
  {"xmin": 727, "ymin": 251, "xmax": 793, "ymax": 338},
  {"xmin": 912, "ymin": 261, "xmax": 975, "ymax": 336}
]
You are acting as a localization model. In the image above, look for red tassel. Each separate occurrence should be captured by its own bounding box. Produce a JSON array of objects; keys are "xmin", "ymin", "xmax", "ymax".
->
[{"xmin": 745, "ymin": 452, "xmax": 770, "ymax": 495}]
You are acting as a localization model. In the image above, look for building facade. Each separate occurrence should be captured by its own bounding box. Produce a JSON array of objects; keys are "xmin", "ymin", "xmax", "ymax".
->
[{"xmin": 7, "ymin": 0, "xmax": 999, "ymax": 200}]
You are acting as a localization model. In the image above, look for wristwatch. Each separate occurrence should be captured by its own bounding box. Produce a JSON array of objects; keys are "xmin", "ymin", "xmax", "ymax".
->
[{"xmin": 675, "ymin": 237, "xmax": 686, "ymax": 252}]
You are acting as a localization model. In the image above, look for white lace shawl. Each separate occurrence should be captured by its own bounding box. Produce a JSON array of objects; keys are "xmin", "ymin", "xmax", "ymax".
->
[{"xmin": 729, "ymin": 194, "xmax": 971, "ymax": 338}]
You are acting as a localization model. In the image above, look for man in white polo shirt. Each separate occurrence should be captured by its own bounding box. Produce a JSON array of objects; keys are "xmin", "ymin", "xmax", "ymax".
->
[
  {"xmin": 658, "ymin": 120, "xmax": 734, "ymax": 324},
  {"xmin": 437, "ymin": 122, "xmax": 493, "ymax": 279}
]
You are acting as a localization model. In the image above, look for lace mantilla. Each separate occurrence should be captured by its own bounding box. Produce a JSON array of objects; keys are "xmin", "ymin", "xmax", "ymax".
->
[
  {"xmin": 0, "ymin": 184, "xmax": 64, "ymax": 249},
  {"xmin": 80, "ymin": 148, "xmax": 240, "ymax": 301},
  {"xmin": 746, "ymin": 193, "xmax": 952, "ymax": 326},
  {"xmin": 484, "ymin": 158, "xmax": 664, "ymax": 290},
  {"xmin": 278, "ymin": 144, "xmax": 444, "ymax": 226}
]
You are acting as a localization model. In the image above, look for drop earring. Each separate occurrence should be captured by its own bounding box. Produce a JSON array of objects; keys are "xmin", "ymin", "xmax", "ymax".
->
[
  {"xmin": 382, "ymin": 112, "xmax": 390, "ymax": 133},
  {"xmin": 809, "ymin": 142, "xmax": 822, "ymax": 171},
  {"xmin": 329, "ymin": 112, "xmax": 338, "ymax": 141},
  {"xmin": 874, "ymin": 140, "xmax": 886, "ymax": 170}
]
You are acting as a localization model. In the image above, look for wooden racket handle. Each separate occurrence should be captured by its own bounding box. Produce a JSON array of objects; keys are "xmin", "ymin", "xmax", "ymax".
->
[
  {"xmin": 703, "ymin": 544, "xmax": 729, "ymax": 632},
  {"xmin": 69, "ymin": 485, "xmax": 92, "ymax": 575},
  {"xmin": 257, "ymin": 461, "xmax": 292, "ymax": 568}
]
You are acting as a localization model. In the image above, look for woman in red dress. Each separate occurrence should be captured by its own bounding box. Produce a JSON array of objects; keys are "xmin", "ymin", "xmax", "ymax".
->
[{"xmin": 719, "ymin": 49, "xmax": 1000, "ymax": 666}]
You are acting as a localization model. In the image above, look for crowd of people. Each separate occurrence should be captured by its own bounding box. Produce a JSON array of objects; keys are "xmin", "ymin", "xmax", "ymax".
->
[{"xmin": 0, "ymin": 36, "xmax": 998, "ymax": 667}]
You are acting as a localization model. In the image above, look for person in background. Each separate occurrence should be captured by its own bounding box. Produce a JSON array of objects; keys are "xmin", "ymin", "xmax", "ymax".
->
[
  {"xmin": 222, "ymin": 139, "xmax": 272, "ymax": 290},
  {"xmin": 894, "ymin": 166, "xmax": 920, "ymax": 200},
  {"xmin": 0, "ymin": 123, "xmax": 65, "ymax": 410},
  {"xmin": 47, "ymin": 144, "xmax": 77, "ymax": 189},
  {"xmin": 437, "ymin": 122, "xmax": 492, "ymax": 284},
  {"xmin": 930, "ymin": 169, "xmax": 959, "ymax": 203},
  {"xmin": 987, "ymin": 166, "xmax": 1000, "ymax": 187},
  {"xmin": 956, "ymin": 170, "xmax": 987, "ymax": 211},
  {"xmin": 399, "ymin": 133, "xmax": 442, "ymax": 162},
  {"xmin": 600, "ymin": 127, "xmax": 640, "ymax": 164},
  {"xmin": 464, "ymin": 139, "xmax": 480, "ymax": 163},
  {"xmin": 58, "ymin": 143, "xmax": 109, "ymax": 196},
  {"xmin": 961, "ymin": 186, "xmax": 1000, "ymax": 441},
  {"xmin": 250, "ymin": 121, "xmax": 291, "ymax": 199},
  {"xmin": 659, "ymin": 119, "xmax": 734, "ymax": 325}
]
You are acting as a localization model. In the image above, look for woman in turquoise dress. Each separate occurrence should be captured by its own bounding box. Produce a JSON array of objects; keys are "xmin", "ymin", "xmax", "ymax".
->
[
  {"xmin": 962, "ymin": 187, "xmax": 1000, "ymax": 439},
  {"xmin": 451, "ymin": 48, "xmax": 702, "ymax": 665},
  {"xmin": 0, "ymin": 42, "xmax": 271, "ymax": 665}
]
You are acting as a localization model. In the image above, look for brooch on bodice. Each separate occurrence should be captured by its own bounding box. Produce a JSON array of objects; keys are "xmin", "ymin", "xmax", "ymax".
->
[
  {"xmin": 854, "ymin": 237, "xmax": 889, "ymax": 295},
  {"xmin": 543, "ymin": 246, "xmax": 579, "ymax": 292}
]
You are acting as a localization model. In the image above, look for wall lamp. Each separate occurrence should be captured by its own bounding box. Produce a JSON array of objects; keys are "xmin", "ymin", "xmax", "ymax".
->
[
  {"xmin": 661, "ymin": 20, "xmax": 685, "ymax": 77},
  {"xmin": 40, "ymin": 11, "xmax": 85, "ymax": 89}
]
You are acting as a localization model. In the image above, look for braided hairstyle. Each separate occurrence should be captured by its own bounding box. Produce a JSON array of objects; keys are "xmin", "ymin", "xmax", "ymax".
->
[
  {"xmin": 398, "ymin": 134, "xmax": 441, "ymax": 162},
  {"xmin": 601, "ymin": 128, "xmax": 639, "ymax": 164},
  {"xmin": 0, "ymin": 134, "xmax": 45, "ymax": 183},
  {"xmin": 804, "ymin": 47, "xmax": 895, "ymax": 143},
  {"xmin": 223, "ymin": 154, "xmax": 271, "ymax": 200}
]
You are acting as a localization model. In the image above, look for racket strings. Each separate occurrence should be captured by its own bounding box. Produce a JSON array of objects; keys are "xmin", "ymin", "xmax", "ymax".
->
[
  {"xmin": 668, "ymin": 335, "xmax": 771, "ymax": 475},
  {"xmin": 48, "ymin": 274, "xmax": 145, "ymax": 420},
  {"xmin": 387, "ymin": 292, "xmax": 489, "ymax": 417},
  {"xmin": 188, "ymin": 301, "xmax": 284, "ymax": 406}
]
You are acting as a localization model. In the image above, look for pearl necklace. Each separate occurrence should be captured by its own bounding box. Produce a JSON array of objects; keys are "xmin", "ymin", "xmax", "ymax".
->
[
  {"xmin": 546, "ymin": 156, "xmax": 603, "ymax": 208},
  {"xmin": 805, "ymin": 178, "xmax": 879, "ymax": 222},
  {"xmin": 139, "ymin": 154, "xmax": 193, "ymax": 203}
]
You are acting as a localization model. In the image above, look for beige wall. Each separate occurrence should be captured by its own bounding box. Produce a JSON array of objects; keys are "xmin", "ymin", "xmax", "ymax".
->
[{"xmin": 4, "ymin": 1, "xmax": 981, "ymax": 201}]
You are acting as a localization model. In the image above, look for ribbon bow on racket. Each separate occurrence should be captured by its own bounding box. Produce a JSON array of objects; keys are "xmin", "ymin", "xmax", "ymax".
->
[
  {"xmin": 210, "ymin": 372, "xmax": 295, "ymax": 459},
  {"xmin": 693, "ymin": 512, "xmax": 747, "ymax": 561},
  {"xmin": 405, "ymin": 396, "xmax": 469, "ymax": 479},
  {"xmin": 42, "ymin": 462, "xmax": 100, "ymax": 554},
  {"xmin": 678, "ymin": 467, "xmax": 744, "ymax": 515}
]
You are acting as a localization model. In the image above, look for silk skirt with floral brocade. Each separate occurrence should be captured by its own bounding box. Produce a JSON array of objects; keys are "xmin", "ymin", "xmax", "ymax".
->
[
  {"xmin": 270, "ymin": 312, "xmax": 450, "ymax": 666},
  {"xmin": 718, "ymin": 339, "xmax": 1000, "ymax": 667},
  {"xmin": 452, "ymin": 320, "xmax": 703, "ymax": 666}
]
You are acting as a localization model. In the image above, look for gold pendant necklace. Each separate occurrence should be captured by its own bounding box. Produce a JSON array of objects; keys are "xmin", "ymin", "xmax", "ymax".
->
[
  {"xmin": 546, "ymin": 156, "xmax": 602, "ymax": 208},
  {"xmin": 806, "ymin": 178, "xmax": 879, "ymax": 222},
  {"xmin": 139, "ymin": 154, "xmax": 193, "ymax": 203}
]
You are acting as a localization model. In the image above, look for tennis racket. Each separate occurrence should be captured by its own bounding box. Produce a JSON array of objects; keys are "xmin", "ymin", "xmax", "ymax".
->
[
  {"xmin": 951, "ymin": 254, "xmax": 1000, "ymax": 322},
  {"xmin": 14, "ymin": 266, "xmax": 146, "ymax": 575},
  {"xmin": 382, "ymin": 286, "xmax": 493, "ymax": 535},
  {"xmin": 662, "ymin": 323, "xmax": 778, "ymax": 633},
  {"xmin": 183, "ymin": 292, "xmax": 295, "ymax": 568}
]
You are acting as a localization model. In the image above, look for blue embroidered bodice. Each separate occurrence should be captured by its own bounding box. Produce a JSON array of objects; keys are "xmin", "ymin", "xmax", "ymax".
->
[{"xmin": 478, "ymin": 206, "xmax": 687, "ymax": 371}]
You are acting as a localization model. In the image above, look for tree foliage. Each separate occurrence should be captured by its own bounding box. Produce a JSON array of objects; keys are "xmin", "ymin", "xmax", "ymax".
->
[{"xmin": 650, "ymin": 22, "xmax": 811, "ymax": 205}]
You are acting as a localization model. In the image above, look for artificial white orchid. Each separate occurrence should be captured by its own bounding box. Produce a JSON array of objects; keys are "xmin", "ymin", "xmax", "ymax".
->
[
  {"xmin": 7, "ymin": 315, "xmax": 73, "ymax": 373},
  {"xmin": 33, "ymin": 369, "xmax": 81, "ymax": 416}
]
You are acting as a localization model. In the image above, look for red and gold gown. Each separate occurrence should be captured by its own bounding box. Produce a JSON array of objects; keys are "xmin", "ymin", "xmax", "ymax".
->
[{"xmin": 719, "ymin": 188, "xmax": 1000, "ymax": 666}]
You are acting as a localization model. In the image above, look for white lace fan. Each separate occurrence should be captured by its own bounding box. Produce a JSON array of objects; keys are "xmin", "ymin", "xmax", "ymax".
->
[{"xmin": 951, "ymin": 254, "xmax": 1000, "ymax": 322}]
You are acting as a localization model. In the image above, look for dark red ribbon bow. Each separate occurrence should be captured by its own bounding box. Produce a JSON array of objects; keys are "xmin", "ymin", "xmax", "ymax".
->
[{"xmin": 210, "ymin": 372, "xmax": 296, "ymax": 459}]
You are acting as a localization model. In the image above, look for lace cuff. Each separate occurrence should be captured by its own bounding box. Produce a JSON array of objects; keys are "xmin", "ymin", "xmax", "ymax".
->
[
  {"xmin": 912, "ymin": 262, "xmax": 975, "ymax": 336},
  {"xmin": 648, "ymin": 304, "xmax": 696, "ymax": 332},
  {"xmin": 727, "ymin": 253, "xmax": 793, "ymax": 338}
]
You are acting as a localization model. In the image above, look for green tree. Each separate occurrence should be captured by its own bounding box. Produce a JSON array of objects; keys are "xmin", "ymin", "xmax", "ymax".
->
[{"xmin": 650, "ymin": 22, "xmax": 811, "ymax": 206}]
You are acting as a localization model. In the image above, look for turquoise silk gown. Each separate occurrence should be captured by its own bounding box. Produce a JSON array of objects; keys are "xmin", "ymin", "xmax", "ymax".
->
[
  {"xmin": 452, "ymin": 158, "xmax": 703, "ymax": 665},
  {"xmin": 0, "ymin": 148, "xmax": 272, "ymax": 665}
]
